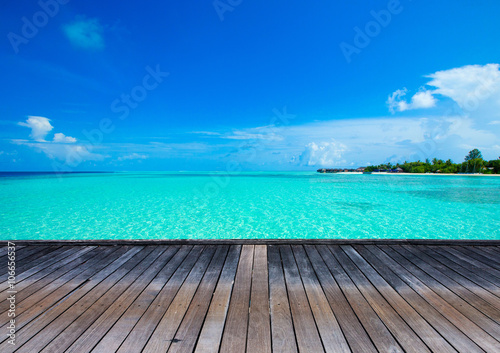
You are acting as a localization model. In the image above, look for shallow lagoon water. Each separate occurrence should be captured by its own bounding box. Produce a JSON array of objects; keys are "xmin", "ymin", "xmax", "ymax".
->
[{"xmin": 0, "ymin": 172, "xmax": 499, "ymax": 240}]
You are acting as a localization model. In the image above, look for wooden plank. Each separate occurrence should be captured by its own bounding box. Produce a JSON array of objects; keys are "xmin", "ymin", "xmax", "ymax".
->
[
  {"xmin": 343, "ymin": 245, "xmax": 458, "ymax": 353},
  {"xmin": 6, "ymin": 246, "xmax": 131, "ymax": 334},
  {"xmin": 0, "ymin": 246, "xmax": 97, "ymax": 315},
  {"xmin": 39, "ymin": 246, "xmax": 171, "ymax": 353},
  {"xmin": 219, "ymin": 244, "xmax": 254, "ymax": 353},
  {"xmin": 2, "ymin": 243, "xmax": 499, "ymax": 353},
  {"xmin": 63, "ymin": 246, "xmax": 181, "ymax": 353},
  {"xmin": 374, "ymin": 245, "xmax": 500, "ymax": 352},
  {"xmin": 0, "ymin": 246, "xmax": 83, "ymax": 299},
  {"xmin": 472, "ymin": 246, "xmax": 500, "ymax": 263},
  {"xmin": 9, "ymin": 246, "xmax": 68, "ymax": 275},
  {"xmin": 167, "ymin": 246, "xmax": 230, "ymax": 353},
  {"xmin": 354, "ymin": 244, "xmax": 481, "ymax": 353},
  {"xmin": 194, "ymin": 245, "xmax": 241, "ymax": 353},
  {"xmin": 280, "ymin": 245, "xmax": 325, "ymax": 353},
  {"xmin": 437, "ymin": 246, "xmax": 500, "ymax": 283},
  {"xmin": 88, "ymin": 246, "xmax": 193, "ymax": 353},
  {"xmin": 0, "ymin": 246, "xmax": 141, "ymax": 348},
  {"xmin": 3, "ymin": 246, "xmax": 81, "ymax": 285},
  {"xmin": 291, "ymin": 245, "xmax": 350, "ymax": 353},
  {"xmin": 421, "ymin": 245, "xmax": 500, "ymax": 298},
  {"xmin": 328, "ymin": 245, "xmax": 431, "ymax": 353},
  {"xmin": 452, "ymin": 245, "xmax": 500, "ymax": 272},
  {"xmin": 0, "ymin": 246, "xmax": 57, "ymax": 279},
  {"xmin": 404, "ymin": 245, "xmax": 500, "ymax": 319},
  {"xmin": 246, "ymin": 245, "xmax": 272, "ymax": 353},
  {"xmin": 303, "ymin": 245, "xmax": 377, "ymax": 353},
  {"xmin": 7, "ymin": 246, "xmax": 152, "ymax": 352},
  {"xmin": 391, "ymin": 245, "xmax": 500, "ymax": 338},
  {"xmin": 116, "ymin": 246, "xmax": 205, "ymax": 353},
  {"xmin": 428, "ymin": 245, "xmax": 500, "ymax": 289},
  {"xmin": 0, "ymin": 246, "xmax": 119, "ymax": 328},
  {"xmin": 266, "ymin": 245, "xmax": 298, "ymax": 353},
  {"xmin": 141, "ymin": 246, "xmax": 217, "ymax": 353},
  {"xmin": 457, "ymin": 245, "xmax": 500, "ymax": 268},
  {"xmin": 467, "ymin": 246, "xmax": 500, "ymax": 264},
  {"xmin": 9, "ymin": 245, "xmax": 54, "ymax": 263},
  {"xmin": 316, "ymin": 245, "xmax": 404, "ymax": 353}
]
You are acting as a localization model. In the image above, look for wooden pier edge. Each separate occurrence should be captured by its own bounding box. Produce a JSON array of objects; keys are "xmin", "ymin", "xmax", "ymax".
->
[{"xmin": 3, "ymin": 238, "xmax": 500, "ymax": 246}]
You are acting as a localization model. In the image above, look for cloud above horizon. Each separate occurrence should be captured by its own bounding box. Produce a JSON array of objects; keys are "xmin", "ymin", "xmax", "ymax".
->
[
  {"xmin": 387, "ymin": 64, "xmax": 500, "ymax": 118},
  {"xmin": 387, "ymin": 89, "xmax": 437, "ymax": 113},
  {"xmin": 62, "ymin": 17, "xmax": 105, "ymax": 50},
  {"xmin": 18, "ymin": 116, "xmax": 54, "ymax": 141},
  {"xmin": 299, "ymin": 141, "xmax": 347, "ymax": 167},
  {"xmin": 15, "ymin": 116, "xmax": 104, "ymax": 166}
]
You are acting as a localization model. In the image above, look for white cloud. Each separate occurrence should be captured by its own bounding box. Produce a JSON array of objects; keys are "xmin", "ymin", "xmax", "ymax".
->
[
  {"xmin": 426, "ymin": 64, "xmax": 500, "ymax": 111},
  {"xmin": 209, "ymin": 115, "xmax": 499, "ymax": 168},
  {"xmin": 53, "ymin": 132, "xmax": 77, "ymax": 143},
  {"xmin": 223, "ymin": 125, "xmax": 284, "ymax": 141},
  {"xmin": 118, "ymin": 153, "xmax": 148, "ymax": 161},
  {"xmin": 387, "ymin": 89, "xmax": 436, "ymax": 113},
  {"xmin": 62, "ymin": 17, "xmax": 105, "ymax": 50},
  {"xmin": 410, "ymin": 91, "xmax": 437, "ymax": 109},
  {"xmin": 18, "ymin": 116, "xmax": 53, "ymax": 141},
  {"xmin": 299, "ymin": 141, "xmax": 347, "ymax": 167},
  {"xmin": 388, "ymin": 64, "xmax": 500, "ymax": 123},
  {"xmin": 14, "ymin": 116, "xmax": 105, "ymax": 166}
]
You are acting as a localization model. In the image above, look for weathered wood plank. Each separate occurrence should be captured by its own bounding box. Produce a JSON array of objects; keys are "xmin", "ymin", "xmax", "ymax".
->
[
  {"xmin": 89, "ymin": 246, "xmax": 193, "ymax": 353},
  {"xmin": 472, "ymin": 246, "xmax": 500, "ymax": 263},
  {"xmin": 375, "ymin": 245, "xmax": 500, "ymax": 352},
  {"xmin": 2, "ymin": 243, "xmax": 498, "ymax": 353},
  {"xmin": 219, "ymin": 244, "xmax": 254, "ymax": 353},
  {"xmin": 280, "ymin": 245, "xmax": 325, "ymax": 353},
  {"xmin": 116, "ymin": 246, "xmax": 205, "ymax": 353},
  {"xmin": 194, "ymin": 245, "xmax": 241, "ymax": 353},
  {"xmin": 292, "ymin": 245, "xmax": 350, "ymax": 353},
  {"xmin": 304, "ymin": 245, "xmax": 377, "ymax": 353},
  {"xmin": 267, "ymin": 245, "xmax": 298, "ymax": 353},
  {"xmin": 63, "ymin": 246, "xmax": 181, "ymax": 353},
  {"xmin": 140, "ymin": 246, "xmax": 217, "ymax": 353},
  {"xmin": 316, "ymin": 245, "xmax": 404, "ymax": 353},
  {"xmin": 247, "ymin": 245, "xmax": 272, "ymax": 353},
  {"xmin": 2, "ymin": 246, "xmax": 81, "ymax": 286},
  {"xmin": 38, "ymin": 246, "xmax": 169, "ymax": 353},
  {"xmin": 329, "ymin": 245, "xmax": 431, "ymax": 353},
  {"xmin": 8, "ymin": 246, "xmax": 152, "ymax": 353},
  {"xmin": 390, "ymin": 245, "xmax": 500, "ymax": 340},
  {"xmin": 466, "ymin": 246, "xmax": 500, "ymax": 265},
  {"xmin": 403, "ymin": 245, "xmax": 500, "ymax": 320},
  {"xmin": 355, "ymin": 244, "xmax": 480, "ymax": 353},
  {"xmin": 5, "ymin": 245, "xmax": 131, "ymax": 336},
  {"xmin": 0, "ymin": 246, "xmax": 119, "ymax": 329},
  {"xmin": 344, "ymin": 245, "xmax": 458, "ymax": 353},
  {"xmin": 167, "ymin": 246, "xmax": 230, "ymax": 353},
  {"xmin": 0, "ymin": 246, "xmax": 97, "ymax": 315}
]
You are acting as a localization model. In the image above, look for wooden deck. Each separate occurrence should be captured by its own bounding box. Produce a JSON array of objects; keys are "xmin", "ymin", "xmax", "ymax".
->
[{"xmin": 2, "ymin": 242, "xmax": 500, "ymax": 352}]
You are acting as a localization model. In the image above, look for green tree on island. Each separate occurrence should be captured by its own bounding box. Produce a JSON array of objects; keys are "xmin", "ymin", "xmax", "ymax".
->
[
  {"xmin": 465, "ymin": 149, "xmax": 483, "ymax": 161},
  {"xmin": 359, "ymin": 148, "xmax": 499, "ymax": 174}
]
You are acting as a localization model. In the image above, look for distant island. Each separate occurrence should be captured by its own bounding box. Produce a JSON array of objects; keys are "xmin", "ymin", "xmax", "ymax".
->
[{"xmin": 318, "ymin": 149, "xmax": 500, "ymax": 175}]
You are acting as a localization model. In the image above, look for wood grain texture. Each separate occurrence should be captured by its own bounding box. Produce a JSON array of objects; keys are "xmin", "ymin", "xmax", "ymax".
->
[{"xmin": 2, "ymin": 243, "xmax": 498, "ymax": 353}]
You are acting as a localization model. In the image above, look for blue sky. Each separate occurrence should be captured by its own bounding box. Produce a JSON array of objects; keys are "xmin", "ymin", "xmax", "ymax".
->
[{"xmin": 1, "ymin": 0, "xmax": 500, "ymax": 171}]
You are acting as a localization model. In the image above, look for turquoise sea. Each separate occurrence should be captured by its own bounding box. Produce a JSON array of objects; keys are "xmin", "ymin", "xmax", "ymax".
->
[{"xmin": 0, "ymin": 172, "xmax": 499, "ymax": 240}]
